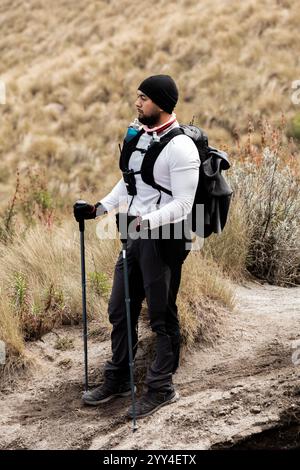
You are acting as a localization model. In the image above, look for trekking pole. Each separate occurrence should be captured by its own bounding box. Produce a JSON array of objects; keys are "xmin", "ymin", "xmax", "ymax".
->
[
  {"xmin": 119, "ymin": 214, "xmax": 138, "ymax": 432},
  {"xmin": 79, "ymin": 217, "xmax": 89, "ymax": 392}
]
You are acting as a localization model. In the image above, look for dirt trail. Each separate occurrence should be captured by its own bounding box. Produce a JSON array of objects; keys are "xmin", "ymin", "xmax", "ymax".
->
[{"xmin": 0, "ymin": 282, "xmax": 300, "ymax": 450}]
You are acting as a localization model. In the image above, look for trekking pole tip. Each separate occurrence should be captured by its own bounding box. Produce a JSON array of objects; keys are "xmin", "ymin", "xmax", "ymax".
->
[{"xmin": 133, "ymin": 423, "xmax": 139, "ymax": 433}]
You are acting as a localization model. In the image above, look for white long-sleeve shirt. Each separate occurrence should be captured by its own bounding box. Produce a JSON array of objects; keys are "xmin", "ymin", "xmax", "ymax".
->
[{"xmin": 99, "ymin": 121, "xmax": 200, "ymax": 229}]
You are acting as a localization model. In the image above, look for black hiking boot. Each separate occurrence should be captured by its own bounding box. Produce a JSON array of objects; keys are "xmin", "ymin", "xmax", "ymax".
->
[
  {"xmin": 82, "ymin": 380, "xmax": 136, "ymax": 406},
  {"xmin": 127, "ymin": 389, "xmax": 179, "ymax": 419}
]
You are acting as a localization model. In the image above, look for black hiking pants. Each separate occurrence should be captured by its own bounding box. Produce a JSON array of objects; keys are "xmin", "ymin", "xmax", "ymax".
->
[{"xmin": 104, "ymin": 223, "xmax": 191, "ymax": 393}]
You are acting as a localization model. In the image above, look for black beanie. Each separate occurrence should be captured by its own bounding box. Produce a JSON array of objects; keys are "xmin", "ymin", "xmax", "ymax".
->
[{"xmin": 138, "ymin": 74, "xmax": 179, "ymax": 114}]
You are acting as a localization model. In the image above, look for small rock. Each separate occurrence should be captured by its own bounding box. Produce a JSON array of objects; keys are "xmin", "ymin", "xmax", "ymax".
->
[
  {"xmin": 250, "ymin": 406, "xmax": 261, "ymax": 414},
  {"xmin": 57, "ymin": 358, "xmax": 72, "ymax": 369},
  {"xmin": 230, "ymin": 404, "xmax": 240, "ymax": 411},
  {"xmin": 44, "ymin": 354, "xmax": 55, "ymax": 362},
  {"xmin": 226, "ymin": 418, "xmax": 237, "ymax": 425}
]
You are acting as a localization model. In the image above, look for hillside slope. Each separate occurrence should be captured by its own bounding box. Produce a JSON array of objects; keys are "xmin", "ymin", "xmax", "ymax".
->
[{"xmin": 1, "ymin": 0, "xmax": 299, "ymax": 206}]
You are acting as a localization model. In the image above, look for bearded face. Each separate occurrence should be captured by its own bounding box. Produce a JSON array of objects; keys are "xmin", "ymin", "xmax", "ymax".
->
[
  {"xmin": 137, "ymin": 109, "xmax": 162, "ymax": 127},
  {"xmin": 135, "ymin": 91, "xmax": 163, "ymax": 128}
]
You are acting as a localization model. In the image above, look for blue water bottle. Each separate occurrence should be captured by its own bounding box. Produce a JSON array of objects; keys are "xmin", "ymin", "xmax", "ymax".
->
[{"xmin": 124, "ymin": 118, "xmax": 140, "ymax": 142}]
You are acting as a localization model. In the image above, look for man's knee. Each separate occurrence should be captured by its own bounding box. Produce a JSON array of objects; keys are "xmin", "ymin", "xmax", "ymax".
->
[{"xmin": 107, "ymin": 295, "xmax": 123, "ymax": 325}]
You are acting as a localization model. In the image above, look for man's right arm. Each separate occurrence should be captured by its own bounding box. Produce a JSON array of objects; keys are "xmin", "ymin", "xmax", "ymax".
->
[{"xmin": 97, "ymin": 177, "xmax": 128, "ymax": 216}]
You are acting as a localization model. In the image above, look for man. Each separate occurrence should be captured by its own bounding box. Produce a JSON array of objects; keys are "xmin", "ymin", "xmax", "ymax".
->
[{"xmin": 73, "ymin": 74, "xmax": 200, "ymax": 419}]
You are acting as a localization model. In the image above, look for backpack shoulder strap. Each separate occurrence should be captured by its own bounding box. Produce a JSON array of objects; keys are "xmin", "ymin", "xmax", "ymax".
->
[
  {"xmin": 119, "ymin": 129, "xmax": 145, "ymax": 171},
  {"xmin": 140, "ymin": 127, "xmax": 184, "ymax": 195}
]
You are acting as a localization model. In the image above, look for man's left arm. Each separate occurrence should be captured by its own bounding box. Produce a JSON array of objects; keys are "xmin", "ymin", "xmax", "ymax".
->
[{"xmin": 142, "ymin": 136, "xmax": 200, "ymax": 229}]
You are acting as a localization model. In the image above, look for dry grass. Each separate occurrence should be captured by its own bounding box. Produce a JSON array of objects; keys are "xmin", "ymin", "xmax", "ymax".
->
[
  {"xmin": 179, "ymin": 250, "xmax": 235, "ymax": 349},
  {"xmin": 1, "ymin": 0, "xmax": 300, "ymax": 208},
  {"xmin": 230, "ymin": 119, "xmax": 300, "ymax": 285},
  {"xmin": 204, "ymin": 193, "xmax": 250, "ymax": 282},
  {"xmin": 0, "ymin": 295, "xmax": 29, "ymax": 386},
  {"xmin": 0, "ymin": 220, "xmax": 117, "ymax": 344},
  {"xmin": 0, "ymin": 215, "xmax": 235, "ymax": 373},
  {"xmin": 0, "ymin": 296, "xmax": 24, "ymax": 358}
]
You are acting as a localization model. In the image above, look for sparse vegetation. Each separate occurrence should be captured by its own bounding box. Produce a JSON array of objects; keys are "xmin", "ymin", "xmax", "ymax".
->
[
  {"xmin": 88, "ymin": 267, "xmax": 111, "ymax": 299},
  {"xmin": 18, "ymin": 169, "xmax": 55, "ymax": 228},
  {"xmin": 0, "ymin": 222, "xmax": 115, "ymax": 347},
  {"xmin": 54, "ymin": 336, "xmax": 74, "ymax": 351},
  {"xmin": 229, "ymin": 120, "xmax": 300, "ymax": 286}
]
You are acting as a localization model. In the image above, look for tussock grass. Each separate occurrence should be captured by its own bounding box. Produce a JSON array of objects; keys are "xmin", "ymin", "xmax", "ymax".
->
[
  {"xmin": 1, "ymin": 0, "xmax": 300, "ymax": 207},
  {"xmin": 230, "ymin": 120, "xmax": 300, "ymax": 285},
  {"xmin": 0, "ymin": 221, "xmax": 117, "ymax": 343},
  {"xmin": 0, "ymin": 216, "xmax": 235, "ymax": 375},
  {"xmin": 179, "ymin": 251, "xmax": 235, "ymax": 348},
  {"xmin": 0, "ymin": 296, "xmax": 24, "ymax": 359},
  {"xmin": 204, "ymin": 194, "xmax": 250, "ymax": 282},
  {"xmin": 0, "ymin": 295, "xmax": 29, "ymax": 387}
]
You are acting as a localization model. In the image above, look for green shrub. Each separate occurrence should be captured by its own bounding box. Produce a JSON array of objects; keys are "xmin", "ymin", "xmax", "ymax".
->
[
  {"xmin": 287, "ymin": 114, "xmax": 300, "ymax": 141},
  {"xmin": 9, "ymin": 275, "xmax": 61, "ymax": 341},
  {"xmin": 18, "ymin": 169, "xmax": 54, "ymax": 227},
  {"xmin": 54, "ymin": 336, "xmax": 74, "ymax": 351},
  {"xmin": 88, "ymin": 271, "xmax": 111, "ymax": 299}
]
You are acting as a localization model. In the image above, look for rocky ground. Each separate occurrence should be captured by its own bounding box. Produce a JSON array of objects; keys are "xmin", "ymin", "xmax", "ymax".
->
[{"xmin": 0, "ymin": 281, "xmax": 300, "ymax": 450}]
